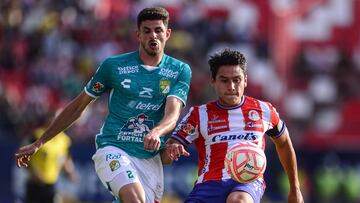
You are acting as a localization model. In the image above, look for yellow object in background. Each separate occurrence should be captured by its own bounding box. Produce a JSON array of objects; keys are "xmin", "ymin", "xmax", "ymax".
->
[{"xmin": 29, "ymin": 128, "xmax": 71, "ymax": 184}]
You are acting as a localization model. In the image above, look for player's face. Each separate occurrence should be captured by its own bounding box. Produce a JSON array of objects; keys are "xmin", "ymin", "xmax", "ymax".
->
[
  {"xmin": 212, "ymin": 65, "xmax": 247, "ymax": 107},
  {"xmin": 137, "ymin": 20, "xmax": 171, "ymax": 57}
]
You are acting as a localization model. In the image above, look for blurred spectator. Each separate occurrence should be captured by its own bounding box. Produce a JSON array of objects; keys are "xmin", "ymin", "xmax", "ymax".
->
[{"xmin": 24, "ymin": 110, "xmax": 78, "ymax": 203}]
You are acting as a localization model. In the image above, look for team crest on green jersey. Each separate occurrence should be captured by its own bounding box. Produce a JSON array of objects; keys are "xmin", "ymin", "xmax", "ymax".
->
[{"xmin": 160, "ymin": 79, "xmax": 171, "ymax": 95}]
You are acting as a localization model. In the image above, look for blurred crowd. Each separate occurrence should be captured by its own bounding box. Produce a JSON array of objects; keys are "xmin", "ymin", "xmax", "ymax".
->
[
  {"xmin": 1, "ymin": 0, "xmax": 360, "ymax": 147},
  {"xmin": 1, "ymin": 0, "xmax": 360, "ymax": 202},
  {"xmin": 1, "ymin": 0, "xmax": 265, "ymax": 141}
]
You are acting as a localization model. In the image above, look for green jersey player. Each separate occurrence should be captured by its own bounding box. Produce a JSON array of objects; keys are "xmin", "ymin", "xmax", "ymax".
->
[
  {"xmin": 86, "ymin": 50, "xmax": 191, "ymax": 159},
  {"xmin": 15, "ymin": 7, "xmax": 192, "ymax": 203}
]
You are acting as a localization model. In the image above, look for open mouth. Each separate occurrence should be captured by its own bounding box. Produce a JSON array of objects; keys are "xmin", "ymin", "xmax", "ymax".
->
[{"xmin": 149, "ymin": 41, "xmax": 158, "ymax": 49}]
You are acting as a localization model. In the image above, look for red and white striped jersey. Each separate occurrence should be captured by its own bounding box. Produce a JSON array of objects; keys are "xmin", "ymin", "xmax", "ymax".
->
[{"xmin": 171, "ymin": 95, "xmax": 285, "ymax": 185}]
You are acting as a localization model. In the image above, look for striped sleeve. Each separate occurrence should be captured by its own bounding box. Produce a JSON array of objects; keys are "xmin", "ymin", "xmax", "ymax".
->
[
  {"xmin": 265, "ymin": 102, "xmax": 286, "ymax": 138},
  {"xmin": 171, "ymin": 106, "xmax": 200, "ymax": 147}
]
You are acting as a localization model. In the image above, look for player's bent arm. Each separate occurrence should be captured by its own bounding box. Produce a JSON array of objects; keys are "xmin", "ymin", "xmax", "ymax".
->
[
  {"xmin": 144, "ymin": 97, "xmax": 183, "ymax": 150},
  {"xmin": 36, "ymin": 91, "xmax": 94, "ymax": 146},
  {"xmin": 153, "ymin": 97, "xmax": 183, "ymax": 136},
  {"xmin": 271, "ymin": 128, "xmax": 304, "ymax": 203},
  {"xmin": 16, "ymin": 91, "xmax": 94, "ymax": 167}
]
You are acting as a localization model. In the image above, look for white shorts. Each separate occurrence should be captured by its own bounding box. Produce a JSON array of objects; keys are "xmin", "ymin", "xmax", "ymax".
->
[{"xmin": 92, "ymin": 146, "xmax": 164, "ymax": 203}]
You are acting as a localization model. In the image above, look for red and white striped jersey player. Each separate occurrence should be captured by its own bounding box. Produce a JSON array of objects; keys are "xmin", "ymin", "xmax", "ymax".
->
[{"xmin": 165, "ymin": 49, "xmax": 304, "ymax": 203}]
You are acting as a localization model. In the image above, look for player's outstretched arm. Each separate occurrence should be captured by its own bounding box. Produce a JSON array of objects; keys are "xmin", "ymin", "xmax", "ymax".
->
[
  {"xmin": 15, "ymin": 91, "xmax": 94, "ymax": 168},
  {"xmin": 144, "ymin": 97, "xmax": 183, "ymax": 150},
  {"xmin": 271, "ymin": 128, "xmax": 304, "ymax": 203}
]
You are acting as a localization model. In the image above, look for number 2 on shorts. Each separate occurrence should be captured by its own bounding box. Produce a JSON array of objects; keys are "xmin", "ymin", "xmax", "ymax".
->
[{"xmin": 126, "ymin": 170, "xmax": 134, "ymax": 179}]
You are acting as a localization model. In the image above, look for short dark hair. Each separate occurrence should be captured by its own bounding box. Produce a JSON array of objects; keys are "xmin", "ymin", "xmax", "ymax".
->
[
  {"xmin": 208, "ymin": 49, "xmax": 247, "ymax": 80},
  {"xmin": 137, "ymin": 7, "xmax": 170, "ymax": 29}
]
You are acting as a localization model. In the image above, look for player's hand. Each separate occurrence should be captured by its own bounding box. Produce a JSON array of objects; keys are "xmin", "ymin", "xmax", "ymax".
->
[
  {"xmin": 165, "ymin": 142, "xmax": 190, "ymax": 161},
  {"xmin": 288, "ymin": 188, "xmax": 304, "ymax": 203},
  {"xmin": 144, "ymin": 129, "xmax": 161, "ymax": 150},
  {"xmin": 15, "ymin": 142, "xmax": 41, "ymax": 168}
]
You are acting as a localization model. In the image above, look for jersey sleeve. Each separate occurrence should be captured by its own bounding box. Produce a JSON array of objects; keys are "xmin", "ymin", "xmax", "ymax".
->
[
  {"xmin": 84, "ymin": 58, "xmax": 111, "ymax": 98},
  {"xmin": 167, "ymin": 64, "xmax": 192, "ymax": 107},
  {"xmin": 265, "ymin": 103, "xmax": 286, "ymax": 139},
  {"xmin": 171, "ymin": 106, "xmax": 199, "ymax": 147}
]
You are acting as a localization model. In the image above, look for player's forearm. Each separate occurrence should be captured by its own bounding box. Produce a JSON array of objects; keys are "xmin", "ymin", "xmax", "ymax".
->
[
  {"xmin": 153, "ymin": 97, "xmax": 183, "ymax": 136},
  {"xmin": 38, "ymin": 107, "xmax": 81, "ymax": 144},
  {"xmin": 275, "ymin": 135, "xmax": 301, "ymax": 190},
  {"xmin": 152, "ymin": 113, "xmax": 180, "ymax": 136},
  {"xmin": 38, "ymin": 93, "xmax": 92, "ymax": 145}
]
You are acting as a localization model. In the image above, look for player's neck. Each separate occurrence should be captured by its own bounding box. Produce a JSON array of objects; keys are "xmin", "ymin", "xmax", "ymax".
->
[
  {"xmin": 139, "ymin": 49, "xmax": 163, "ymax": 66},
  {"xmin": 216, "ymin": 96, "xmax": 245, "ymax": 109}
]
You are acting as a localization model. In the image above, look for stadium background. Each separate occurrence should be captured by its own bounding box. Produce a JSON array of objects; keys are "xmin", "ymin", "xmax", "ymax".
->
[{"xmin": 1, "ymin": 0, "xmax": 360, "ymax": 202}]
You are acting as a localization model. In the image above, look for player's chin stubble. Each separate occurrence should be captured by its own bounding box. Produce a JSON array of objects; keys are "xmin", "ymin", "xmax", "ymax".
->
[{"xmin": 142, "ymin": 43, "xmax": 159, "ymax": 57}]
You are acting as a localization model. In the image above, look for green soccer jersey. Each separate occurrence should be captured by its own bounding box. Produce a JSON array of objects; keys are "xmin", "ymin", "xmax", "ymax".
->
[{"xmin": 84, "ymin": 51, "xmax": 192, "ymax": 159}]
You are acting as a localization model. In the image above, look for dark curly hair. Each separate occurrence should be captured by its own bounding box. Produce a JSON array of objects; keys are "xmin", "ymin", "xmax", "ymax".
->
[
  {"xmin": 137, "ymin": 7, "xmax": 170, "ymax": 29},
  {"xmin": 208, "ymin": 49, "xmax": 247, "ymax": 80}
]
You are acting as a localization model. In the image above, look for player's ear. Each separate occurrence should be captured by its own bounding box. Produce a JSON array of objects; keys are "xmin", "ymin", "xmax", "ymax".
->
[
  {"xmin": 165, "ymin": 28, "xmax": 171, "ymax": 40},
  {"xmin": 210, "ymin": 75, "xmax": 215, "ymax": 86},
  {"xmin": 136, "ymin": 30, "xmax": 140, "ymax": 41}
]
